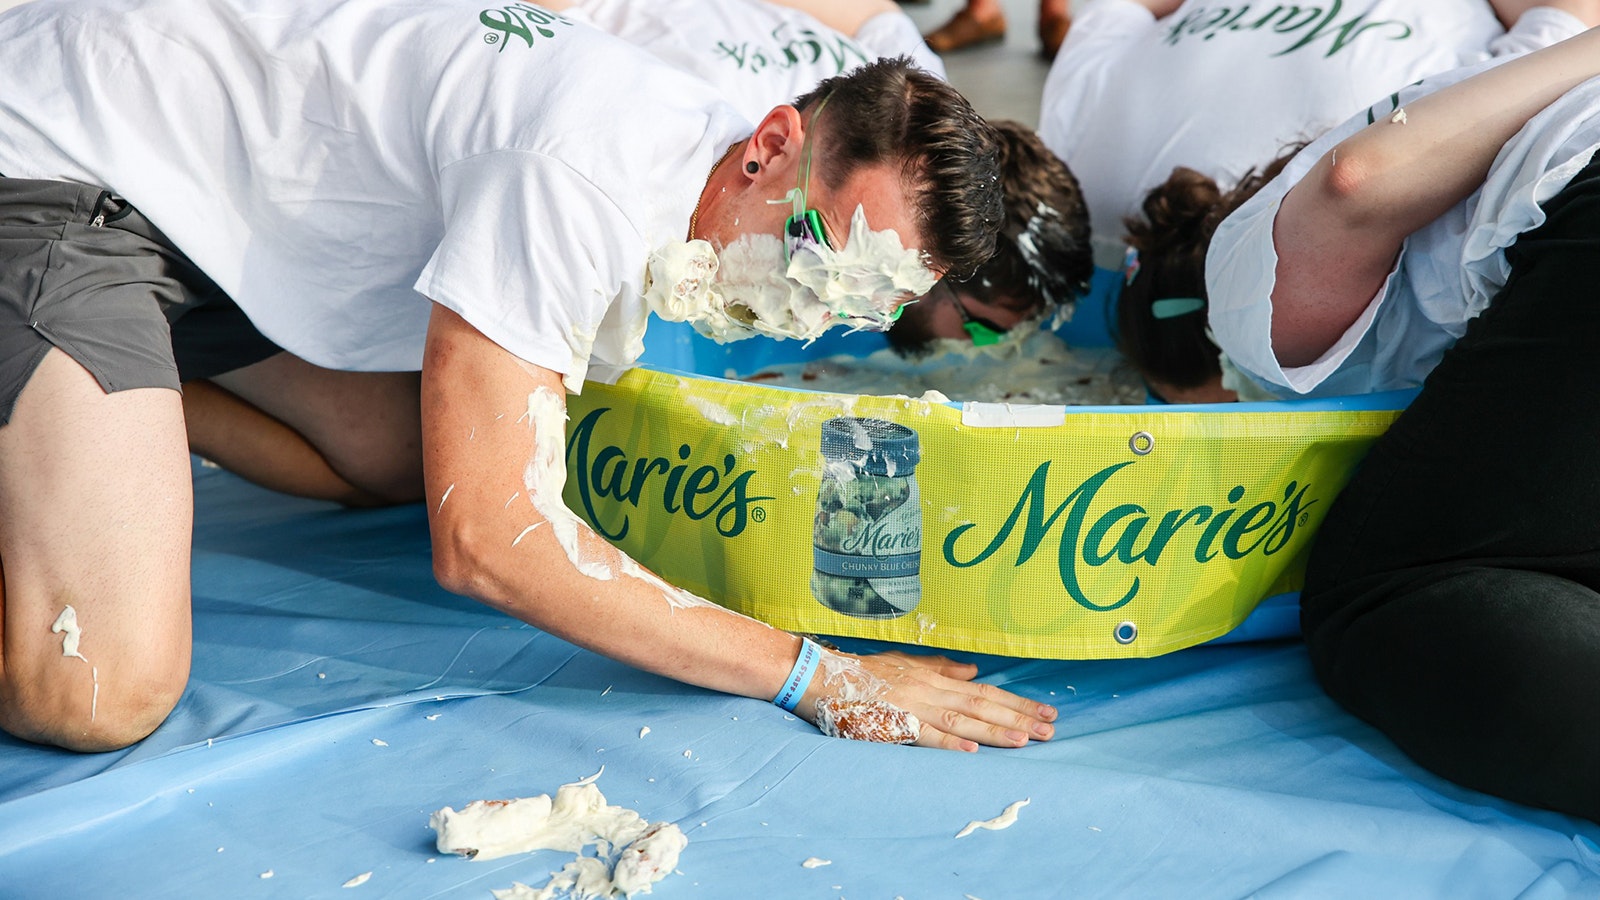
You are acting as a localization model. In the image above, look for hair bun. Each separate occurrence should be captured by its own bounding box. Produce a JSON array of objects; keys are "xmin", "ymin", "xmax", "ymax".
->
[{"xmin": 1128, "ymin": 167, "xmax": 1222, "ymax": 251}]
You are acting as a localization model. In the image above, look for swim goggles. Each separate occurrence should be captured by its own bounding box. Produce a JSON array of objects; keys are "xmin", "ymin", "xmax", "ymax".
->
[{"xmin": 950, "ymin": 284, "xmax": 1006, "ymax": 346}]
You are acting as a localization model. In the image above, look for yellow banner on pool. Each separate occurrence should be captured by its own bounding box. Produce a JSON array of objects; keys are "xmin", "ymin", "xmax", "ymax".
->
[{"xmin": 564, "ymin": 369, "xmax": 1400, "ymax": 659}]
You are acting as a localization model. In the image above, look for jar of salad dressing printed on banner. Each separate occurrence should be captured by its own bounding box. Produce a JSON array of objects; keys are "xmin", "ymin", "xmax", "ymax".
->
[{"xmin": 811, "ymin": 417, "xmax": 922, "ymax": 619}]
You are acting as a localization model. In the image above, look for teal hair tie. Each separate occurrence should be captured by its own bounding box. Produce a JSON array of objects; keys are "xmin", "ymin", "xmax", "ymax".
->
[{"xmin": 1151, "ymin": 297, "xmax": 1206, "ymax": 319}]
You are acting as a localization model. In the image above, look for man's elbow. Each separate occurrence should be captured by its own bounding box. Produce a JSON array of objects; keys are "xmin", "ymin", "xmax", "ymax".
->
[{"xmin": 431, "ymin": 517, "xmax": 499, "ymax": 599}]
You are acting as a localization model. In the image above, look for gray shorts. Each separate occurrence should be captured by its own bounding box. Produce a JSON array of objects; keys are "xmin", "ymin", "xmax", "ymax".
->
[{"xmin": 0, "ymin": 177, "xmax": 281, "ymax": 425}]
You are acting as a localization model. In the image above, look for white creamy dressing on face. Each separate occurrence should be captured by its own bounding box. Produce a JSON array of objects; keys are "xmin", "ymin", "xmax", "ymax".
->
[
  {"xmin": 745, "ymin": 330, "xmax": 1142, "ymax": 406},
  {"xmin": 954, "ymin": 799, "xmax": 1030, "ymax": 838},
  {"xmin": 50, "ymin": 605, "xmax": 98, "ymax": 721},
  {"xmin": 644, "ymin": 206, "xmax": 936, "ymax": 346},
  {"xmin": 434, "ymin": 778, "xmax": 686, "ymax": 899}
]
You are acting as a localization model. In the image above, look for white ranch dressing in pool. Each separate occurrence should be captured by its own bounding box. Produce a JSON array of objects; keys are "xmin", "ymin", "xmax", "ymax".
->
[{"xmin": 745, "ymin": 330, "xmax": 1142, "ymax": 406}]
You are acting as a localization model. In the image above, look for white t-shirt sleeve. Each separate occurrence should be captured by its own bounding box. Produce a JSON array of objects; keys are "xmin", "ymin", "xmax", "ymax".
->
[
  {"xmin": 1038, "ymin": 0, "xmax": 1153, "ymax": 157},
  {"xmin": 1206, "ymin": 65, "xmax": 1502, "ymax": 397},
  {"xmin": 1488, "ymin": 6, "xmax": 1588, "ymax": 57},
  {"xmin": 1205, "ymin": 190, "xmax": 1293, "ymax": 396},
  {"xmin": 416, "ymin": 150, "xmax": 645, "ymax": 386},
  {"xmin": 1206, "ymin": 186, "xmax": 1398, "ymax": 397}
]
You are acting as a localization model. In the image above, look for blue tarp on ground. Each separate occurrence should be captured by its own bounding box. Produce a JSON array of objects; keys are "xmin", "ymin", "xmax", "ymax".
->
[{"xmin": 1, "ymin": 460, "xmax": 1597, "ymax": 899}]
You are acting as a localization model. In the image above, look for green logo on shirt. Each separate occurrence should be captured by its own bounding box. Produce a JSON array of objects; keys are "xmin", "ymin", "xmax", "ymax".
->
[
  {"xmin": 715, "ymin": 23, "xmax": 869, "ymax": 75},
  {"xmin": 480, "ymin": 3, "xmax": 573, "ymax": 51},
  {"xmin": 1164, "ymin": 2, "xmax": 1413, "ymax": 58}
]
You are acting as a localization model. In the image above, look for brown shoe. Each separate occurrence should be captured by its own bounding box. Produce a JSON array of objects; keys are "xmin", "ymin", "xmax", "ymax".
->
[
  {"xmin": 1038, "ymin": 10, "xmax": 1071, "ymax": 62},
  {"xmin": 924, "ymin": 8, "xmax": 1007, "ymax": 54}
]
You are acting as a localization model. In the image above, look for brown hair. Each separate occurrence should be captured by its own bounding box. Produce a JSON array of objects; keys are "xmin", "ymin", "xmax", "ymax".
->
[
  {"xmin": 793, "ymin": 57, "xmax": 1004, "ymax": 281},
  {"xmin": 957, "ymin": 120, "xmax": 1092, "ymax": 322},
  {"xmin": 1116, "ymin": 147, "xmax": 1301, "ymax": 391}
]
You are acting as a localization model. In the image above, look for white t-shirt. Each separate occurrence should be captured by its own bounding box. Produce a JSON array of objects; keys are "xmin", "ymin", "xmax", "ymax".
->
[
  {"xmin": 1038, "ymin": 0, "xmax": 1575, "ymax": 269},
  {"xmin": 0, "ymin": 0, "xmax": 750, "ymax": 386},
  {"xmin": 1207, "ymin": 61, "xmax": 1600, "ymax": 398},
  {"xmin": 566, "ymin": 0, "xmax": 943, "ymax": 124}
]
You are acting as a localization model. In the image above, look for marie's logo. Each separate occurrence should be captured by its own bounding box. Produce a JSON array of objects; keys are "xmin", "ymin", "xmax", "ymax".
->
[
  {"xmin": 567, "ymin": 407, "xmax": 772, "ymax": 541},
  {"xmin": 480, "ymin": 3, "xmax": 573, "ymax": 51},
  {"xmin": 714, "ymin": 23, "xmax": 869, "ymax": 75},
  {"xmin": 1163, "ymin": 1, "xmax": 1412, "ymax": 58},
  {"xmin": 943, "ymin": 460, "xmax": 1317, "ymax": 611}
]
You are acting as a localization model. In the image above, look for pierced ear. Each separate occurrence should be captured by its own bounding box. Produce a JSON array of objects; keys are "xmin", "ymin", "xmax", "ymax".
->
[{"xmin": 743, "ymin": 104, "xmax": 804, "ymax": 181}]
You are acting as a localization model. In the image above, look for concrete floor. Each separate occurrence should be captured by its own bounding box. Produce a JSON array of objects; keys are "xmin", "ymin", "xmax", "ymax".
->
[{"xmin": 899, "ymin": 0, "xmax": 1080, "ymax": 127}]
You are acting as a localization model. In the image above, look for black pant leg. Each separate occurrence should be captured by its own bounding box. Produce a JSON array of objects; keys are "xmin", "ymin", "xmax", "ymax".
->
[{"xmin": 1302, "ymin": 157, "xmax": 1600, "ymax": 821}]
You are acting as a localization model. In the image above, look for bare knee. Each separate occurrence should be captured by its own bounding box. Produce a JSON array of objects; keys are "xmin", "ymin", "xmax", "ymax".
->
[{"xmin": 1, "ymin": 651, "xmax": 189, "ymax": 752}]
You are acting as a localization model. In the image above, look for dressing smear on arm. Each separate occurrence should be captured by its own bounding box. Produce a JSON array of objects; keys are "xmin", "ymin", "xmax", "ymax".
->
[{"xmin": 516, "ymin": 386, "xmax": 712, "ymax": 610}]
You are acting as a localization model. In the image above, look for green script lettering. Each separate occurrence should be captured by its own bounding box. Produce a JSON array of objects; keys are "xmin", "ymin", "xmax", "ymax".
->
[
  {"xmin": 942, "ymin": 460, "xmax": 1319, "ymax": 611},
  {"xmin": 567, "ymin": 407, "xmax": 772, "ymax": 540}
]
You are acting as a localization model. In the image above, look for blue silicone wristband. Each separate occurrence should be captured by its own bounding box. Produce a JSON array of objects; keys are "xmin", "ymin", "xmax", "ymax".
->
[{"xmin": 772, "ymin": 637, "xmax": 821, "ymax": 712}]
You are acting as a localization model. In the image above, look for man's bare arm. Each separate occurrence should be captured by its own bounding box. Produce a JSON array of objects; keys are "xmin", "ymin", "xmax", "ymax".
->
[{"xmin": 420, "ymin": 304, "xmax": 1056, "ymax": 750}]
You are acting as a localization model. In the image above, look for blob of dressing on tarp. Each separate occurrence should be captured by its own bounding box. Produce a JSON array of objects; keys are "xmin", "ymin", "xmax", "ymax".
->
[
  {"xmin": 433, "ymin": 777, "xmax": 686, "ymax": 898},
  {"xmin": 50, "ymin": 605, "xmax": 98, "ymax": 721},
  {"xmin": 955, "ymin": 798, "xmax": 1030, "ymax": 838},
  {"xmin": 611, "ymin": 822, "xmax": 689, "ymax": 896}
]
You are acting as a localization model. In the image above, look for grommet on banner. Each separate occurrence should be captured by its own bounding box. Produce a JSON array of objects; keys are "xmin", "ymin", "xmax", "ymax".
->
[
  {"xmin": 1129, "ymin": 431, "xmax": 1154, "ymax": 455},
  {"xmin": 1114, "ymin": 621, "xmax": 1138, "ymax": 644}
]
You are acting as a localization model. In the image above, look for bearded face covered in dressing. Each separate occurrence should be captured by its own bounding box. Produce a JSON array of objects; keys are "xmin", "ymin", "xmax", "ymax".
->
[{"xmin": 643, "ymin": 102, "xmax": 940, "ymax": 344}]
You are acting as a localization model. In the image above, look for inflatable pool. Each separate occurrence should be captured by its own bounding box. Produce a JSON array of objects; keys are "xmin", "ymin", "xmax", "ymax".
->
[{"xmin": 566, "ymin": 272, "xmax": 1411, "ymax": 659}]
